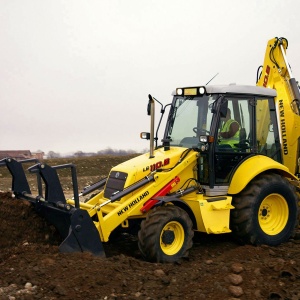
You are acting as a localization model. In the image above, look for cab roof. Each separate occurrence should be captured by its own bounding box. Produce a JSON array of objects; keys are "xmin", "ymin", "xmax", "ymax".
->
[{"xmin": 172, "ymin": 84, "xmax": 277, "ymax": 97}]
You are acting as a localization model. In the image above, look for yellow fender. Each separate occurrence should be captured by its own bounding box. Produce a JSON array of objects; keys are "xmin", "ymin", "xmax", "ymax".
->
[{"xmin": 228, "ymin": 155, "xmax": 297, "ymax": 195}]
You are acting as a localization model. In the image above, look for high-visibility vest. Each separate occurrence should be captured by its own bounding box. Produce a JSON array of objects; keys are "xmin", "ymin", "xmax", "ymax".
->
[{"xmin": 219, "ymin": 119, "xmax": 240, "ymax": 148}]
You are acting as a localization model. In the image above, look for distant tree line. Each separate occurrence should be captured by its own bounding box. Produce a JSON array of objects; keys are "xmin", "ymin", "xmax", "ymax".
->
[{"xmin": 46, "ymin": 148, "xmax": 147, "ymax": 158}]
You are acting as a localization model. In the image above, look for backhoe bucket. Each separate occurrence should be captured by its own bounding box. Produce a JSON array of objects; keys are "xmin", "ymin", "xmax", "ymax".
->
[{"xmin": 0, "ymin": 158, "xmax": 106, "ymax": 257}]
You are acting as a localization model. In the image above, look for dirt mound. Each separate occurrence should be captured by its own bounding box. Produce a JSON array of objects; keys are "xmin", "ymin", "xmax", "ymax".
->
[{"xmin": 1, "ymin": 192, "xmax": 300, "ymax": 299}]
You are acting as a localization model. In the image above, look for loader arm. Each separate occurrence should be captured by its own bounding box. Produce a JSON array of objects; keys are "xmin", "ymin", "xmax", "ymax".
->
[
  {"xmin": 257, "ymin": 37, "xmax": 300, "ymax": 174},
  {"xmin": 68, "ymin": 149, "xmax": 199, "ymax": 242}
]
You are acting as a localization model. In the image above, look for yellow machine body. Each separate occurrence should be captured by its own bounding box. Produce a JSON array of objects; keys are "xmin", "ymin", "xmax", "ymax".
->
[
  {"xmin": 68, "ymin": 147, "xmax": 234, "ymax": 241},
  {"xmin": 66, "ymin": 37, "xmax": 300, "ymax": 254},
  {"xmin": 5, "ymin": 36, "xmax": 300, "ymax": 261}
]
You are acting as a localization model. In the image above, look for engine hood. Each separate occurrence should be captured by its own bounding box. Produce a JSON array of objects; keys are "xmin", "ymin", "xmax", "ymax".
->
[{"xmin": 103, "ymin": 147, "xmax": 198, "ymax": 199}]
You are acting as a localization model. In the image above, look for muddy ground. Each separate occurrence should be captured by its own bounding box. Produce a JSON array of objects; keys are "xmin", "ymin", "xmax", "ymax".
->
[{"xmin": 1, "ymin": 155, "xmax": 300, "ymax": 299}]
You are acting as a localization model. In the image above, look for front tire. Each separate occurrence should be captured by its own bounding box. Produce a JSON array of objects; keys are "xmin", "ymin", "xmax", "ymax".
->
[
  {"xmin": 138, "ymin": 205, "xmax": 194, "ymax": 263},
  {"xmin": 231, "ymin": 173, "xmax": 299, "ymax": 245}
]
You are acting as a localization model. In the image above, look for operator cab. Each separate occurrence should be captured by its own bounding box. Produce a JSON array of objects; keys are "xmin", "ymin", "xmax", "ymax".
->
[{"xmin": 164, "ymin": 85, "xmax": 281, "ymax": 195}]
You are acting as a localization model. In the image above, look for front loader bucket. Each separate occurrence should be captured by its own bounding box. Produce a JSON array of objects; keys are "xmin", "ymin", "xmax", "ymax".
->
[
  {"xmin": 1, "ymin": 158, "xmax": 106, "ymax": 257},
  {"xmin": 59, "ymin": 209, "xmax": 105, "ymax": 256},
  {"xmin": 35, "ymin": 201, "xmax": 105, "ymax": 256}
]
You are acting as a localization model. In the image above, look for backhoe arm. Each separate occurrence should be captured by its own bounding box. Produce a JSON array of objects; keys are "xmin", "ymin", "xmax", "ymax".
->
[
  {"xmin": 257, "ymin": 37, "xmax": 300, "ymax": 113},
  {"xmin": 257, "ymin": 37, "xmax": 300, "ymax": 174}
]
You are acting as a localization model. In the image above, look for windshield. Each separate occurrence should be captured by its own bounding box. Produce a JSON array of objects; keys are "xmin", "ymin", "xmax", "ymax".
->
[{"xmin": 165, "ymin": 95, "xmax": 218, "ymax": 148}]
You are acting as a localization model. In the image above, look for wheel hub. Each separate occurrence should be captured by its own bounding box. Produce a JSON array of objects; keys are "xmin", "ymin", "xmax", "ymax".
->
[
  {"xmin": 258, "ymin": 193, "xmax": 289, "ymax": 235},
  {"xmin": 259, "ymin": 205, "xmax": 270, "ymax": 220},
  {"xmin": 160, "ymin": 221, "xmax": 185, "ymax": 255},
  {"xmin": 161, "ymin": 230, "xmax": 175, "ymax": 245}
]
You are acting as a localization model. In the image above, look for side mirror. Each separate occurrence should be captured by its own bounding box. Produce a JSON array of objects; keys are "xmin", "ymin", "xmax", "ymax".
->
[{"xmin": 140, "ymin": 132, "xmax": 150, "ymax": 140}]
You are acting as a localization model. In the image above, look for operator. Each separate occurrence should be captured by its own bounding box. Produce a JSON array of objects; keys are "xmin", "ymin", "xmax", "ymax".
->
[{"xmin": 218, "ymin": 108, "xmax": 240, "ymax": 148}]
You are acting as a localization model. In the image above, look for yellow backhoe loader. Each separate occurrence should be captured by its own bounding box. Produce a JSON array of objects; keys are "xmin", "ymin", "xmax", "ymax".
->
[{"xmin": 1, "ymin": 37, "xmax": 300, "ymax": 262}]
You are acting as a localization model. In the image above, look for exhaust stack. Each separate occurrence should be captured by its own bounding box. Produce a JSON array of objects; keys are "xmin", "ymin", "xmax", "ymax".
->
[{"xmin": 148, "ymin": 94, "xmax": 155, "ymax": 158}]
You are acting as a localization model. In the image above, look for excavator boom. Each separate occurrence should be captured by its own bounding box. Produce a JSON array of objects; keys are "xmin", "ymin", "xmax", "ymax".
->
[{"xmin": 257, "ymin": 37, "xmax": 300, "ymax": 174}]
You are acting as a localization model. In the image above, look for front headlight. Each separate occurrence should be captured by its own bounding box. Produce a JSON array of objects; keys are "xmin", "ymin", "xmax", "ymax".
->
[
  {"xmin": 199, "ymin": 87, "xmax": 206, "ymax": 95},
  {"xmin": 176, "ymin": 88, "xmax": 183, "ymax": 95},
  {"xmin": 199, "ymin": 135, "xmax": 208, "ymax": 143}
]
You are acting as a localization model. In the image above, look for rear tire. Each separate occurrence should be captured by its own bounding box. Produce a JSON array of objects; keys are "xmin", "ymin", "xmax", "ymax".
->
[
  {"xmin": 138, "ymin": 205, "xmax": 194, "ymax": 263},
  {"xmin": 231, "ymin": 173, "xmax": 299, "ymax": 245}
]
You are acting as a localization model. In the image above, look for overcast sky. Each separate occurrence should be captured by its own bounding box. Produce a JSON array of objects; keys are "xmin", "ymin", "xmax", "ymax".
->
[{"xmin": 1, "ymin": 0, "xmax": 300, "ymax": 154}]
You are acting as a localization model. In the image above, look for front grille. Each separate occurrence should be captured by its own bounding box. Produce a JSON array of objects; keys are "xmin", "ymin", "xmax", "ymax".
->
[{"xmin": 104, "ymin": 171, "xmax": 128, "ymax": 198}]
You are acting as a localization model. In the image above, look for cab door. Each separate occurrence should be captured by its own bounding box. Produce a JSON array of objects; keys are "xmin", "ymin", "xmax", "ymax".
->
[
  {"xmin": 213, "ymin": 95, "xmax": 282, "ymax": 184},
  {"xmin": 213, "ymin": 96, "xmax": 254, "ymax": 184}
]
